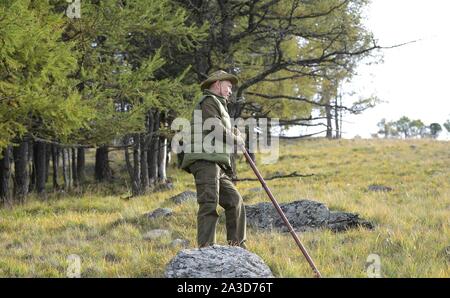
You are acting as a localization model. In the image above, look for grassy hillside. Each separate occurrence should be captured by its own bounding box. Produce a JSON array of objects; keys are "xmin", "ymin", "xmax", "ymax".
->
[{"xmin": 0, "ymin": 138, "xmax": 449, "ymax": 277}]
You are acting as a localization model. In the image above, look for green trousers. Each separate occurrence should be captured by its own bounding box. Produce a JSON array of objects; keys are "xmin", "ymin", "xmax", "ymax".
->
[{"xmin": 189, "ymin": 160, "xmax": 247, "ymax": 248}]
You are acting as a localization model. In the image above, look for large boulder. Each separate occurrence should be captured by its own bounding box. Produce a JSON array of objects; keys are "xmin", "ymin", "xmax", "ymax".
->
[
  {"xmin": 165, "ymin": 245, "xmax": 274, "ymax": 278},
  {"xmin": 246, "ymin": 199, "xmax": 373, "ymax": 232}
]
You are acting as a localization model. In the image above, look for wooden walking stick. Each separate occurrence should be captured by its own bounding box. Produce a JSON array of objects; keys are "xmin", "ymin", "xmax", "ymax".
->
[{"xmin": 239, "ymin": 144, "xmax": 322, "ymax": 278}]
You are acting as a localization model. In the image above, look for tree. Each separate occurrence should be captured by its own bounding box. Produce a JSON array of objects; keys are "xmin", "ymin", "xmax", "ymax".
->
[
  {"xmin": 443, "ymin": 120, "xmax": 450, "ymax": 133},
  {"xmin": 394, "ymin": 117, "xmax": 412, "ymax": 139},
  {"xmin": 409, "ymin": 119, "xmax": 425, "ymax": 138},
  {"xmin": 377, "ymin": 119, "xmax": 389, "ymax": 138},
  {"xmin": 176, "ymin": 0, "xmax": 381, "ymax": 177},
  {"xmin": 429, "ymin": 123, "xmax": 442, "ymax": 139},
  {"xmin": 178, "ymin": 0, "xmax": 381, "ymax": 128},
  {"xmin": 0, "ymin": 0, "xmax": 94, "ymax": 201}
]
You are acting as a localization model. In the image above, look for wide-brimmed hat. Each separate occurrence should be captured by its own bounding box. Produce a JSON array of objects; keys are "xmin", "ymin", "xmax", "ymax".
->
[{"xmin": 200, "ymin": 70, "xmax": 239, "ymax": 90}]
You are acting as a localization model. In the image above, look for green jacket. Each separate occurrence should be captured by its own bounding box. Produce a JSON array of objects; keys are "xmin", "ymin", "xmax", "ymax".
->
[{"xmin": 181, "ymin": 90, "xmax": 237, "ymax": 173}]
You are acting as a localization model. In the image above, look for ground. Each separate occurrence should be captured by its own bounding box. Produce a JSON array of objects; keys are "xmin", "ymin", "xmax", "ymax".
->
[{"xmin": 0, "ymin": 138, "xmax": 449, "ymax": 277}]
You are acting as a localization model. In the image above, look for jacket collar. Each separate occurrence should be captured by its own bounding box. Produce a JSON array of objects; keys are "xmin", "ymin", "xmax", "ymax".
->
[{"xmin": 203, "ymin": 89, "xmax": 227, "ymax": 106}]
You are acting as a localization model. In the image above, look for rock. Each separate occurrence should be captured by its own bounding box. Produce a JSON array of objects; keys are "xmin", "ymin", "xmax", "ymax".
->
[
  {"xmin": 104, "ymin": 253, "xmax": 121, "ymax": 263},
  {"xmin": 143, "ymin": 229, "xmax": 171, "ymax": 240},
  {"xmin": 368, "ymin": 185, "xmax": 393, "ymax": 192},
  {"xmin": 170, "ymin": 239, "xmax": 190, "ymax": 248},
  {"xmin": 170, "ymin": 191, "xmax": 197, "ymax": 204},
  {"xmin": 327, "ymin": 211, "xmax": 374, "ymax": 232},
  {"xmin": 246, "ymin": 199, "xmax": 373, "ymax": 233},
  {"xmin": 165, "ymin": 245, "xmax": 274, "ymax": 278},
  {"xmin": 146, "ymin": 208, "xmax": 173, "ymax": 220}
]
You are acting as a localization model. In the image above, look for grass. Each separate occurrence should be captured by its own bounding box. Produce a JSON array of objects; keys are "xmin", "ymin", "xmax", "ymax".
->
[{"xmin": 0, "ymin": 138, "xmax": 449, "ymax": 277}]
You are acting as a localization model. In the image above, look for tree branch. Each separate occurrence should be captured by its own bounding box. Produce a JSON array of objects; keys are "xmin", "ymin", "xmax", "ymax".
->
[{"xmin": 233, "ymin": 171, "xmax": 314, "ymax": 182}]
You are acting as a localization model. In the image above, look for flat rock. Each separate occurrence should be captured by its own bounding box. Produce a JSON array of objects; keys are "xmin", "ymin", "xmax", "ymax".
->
[
  {"xmin": 170, "ymin": 191, "xmax": 197, "ymax": 204},
  {"xmin": 146, "ymin": 208, "xmax": 173, "ymax": 220},
  {"xmin": 327, "ymin": 211, "xmax": 374, "ymax": 232},
  {"xmin": 165, "ymin": 245, "xmax": 274, "ymax": 278},
  {"xmin": 246, "ymin": 199, "xmax": 373, "ymax": 232}
]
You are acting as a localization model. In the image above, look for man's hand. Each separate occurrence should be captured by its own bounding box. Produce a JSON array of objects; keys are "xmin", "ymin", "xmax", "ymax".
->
[{"xmin": 233, "ymin": 127, "xmax": 245, "ymax": 148}]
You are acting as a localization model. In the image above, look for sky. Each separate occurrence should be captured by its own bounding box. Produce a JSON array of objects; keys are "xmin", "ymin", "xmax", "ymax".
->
[{"xmin": 340, "ymin": 0, "xmax": 450, "ymax": 140}]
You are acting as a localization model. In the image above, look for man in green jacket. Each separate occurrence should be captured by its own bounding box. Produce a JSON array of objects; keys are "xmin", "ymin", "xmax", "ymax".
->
[{"xmin": 181, "ymin": 70, "xmax": 247, "ymax": 249}]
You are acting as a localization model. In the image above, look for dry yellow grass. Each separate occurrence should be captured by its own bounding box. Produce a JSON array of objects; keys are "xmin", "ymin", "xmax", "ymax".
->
[{"xmin": 0, "ymin": 138, "xmax": 449, "ymax": 277}]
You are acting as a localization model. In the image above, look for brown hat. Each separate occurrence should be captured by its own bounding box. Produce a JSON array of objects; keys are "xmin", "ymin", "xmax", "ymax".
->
[{"xmin": 200, "ymin": 70, "xmax": 239, "ymax": 90}]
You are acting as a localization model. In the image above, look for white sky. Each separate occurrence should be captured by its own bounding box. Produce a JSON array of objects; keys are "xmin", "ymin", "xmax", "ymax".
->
[{"xmin": 341, "ymin": 0, "xmax": 450, "ymax": 139}]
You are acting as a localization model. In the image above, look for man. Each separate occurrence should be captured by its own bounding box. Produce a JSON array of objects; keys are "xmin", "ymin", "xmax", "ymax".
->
[{"xmin": 181, "ymin": 70, "xmax": 247, "ymax": 249}]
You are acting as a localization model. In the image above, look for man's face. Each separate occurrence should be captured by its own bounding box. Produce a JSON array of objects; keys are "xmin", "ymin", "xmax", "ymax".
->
[{"xmin": 217, "ymin": 80, "xmax": 233, "ymax": 99}]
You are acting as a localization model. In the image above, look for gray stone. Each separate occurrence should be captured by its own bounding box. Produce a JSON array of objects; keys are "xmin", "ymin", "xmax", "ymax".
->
[
  {"xmin": 368, "ymin": 185, "xmax": 393, "ymax": 192},
  {"xmin": 170, "ymin": 239, "xmax": 190, "ymax": 248},
  {"xmin": 104, "ymin": 253, "xmax": 121, "ymax": 263},
  {"xmin": 143, "ymin": 229, "xmax": 171, "ymax": 240},
  {"xmin": 246, "ymin": 199, "xmax": 373, "ymax": 232},
  {"xmin": 146, "ymin": 208, "xmax": 173, "ymax": 220},
  {"xmin": 170, "ymin": 191, "xmax": 197, "ymax": 204},
  {"xmin": 165, "ymin": 245, "xmax": 274, "ymax": 278},
  {"xmin": 328, "ymin": 211, "xmax": 374, "ymax": 232}
]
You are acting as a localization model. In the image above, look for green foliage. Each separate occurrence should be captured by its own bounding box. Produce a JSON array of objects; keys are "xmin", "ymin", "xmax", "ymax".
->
[
  {"xmin": 444, "ymin": 120, "xmax": 450, "ymax": 133},
  {"xmin": 0, "ymin": 0, "xmax": 93, "ymax": 149},
  {"xmin": 377, "ymin": 117, "xmax": 446, "ymax": 139},
  {"xmin": 429, "ymin": 123, "xmax": 442, "ymax": 139},
  {"xmin": 57, "ymin": 0, "xmax": 207, "ymax": 145}
]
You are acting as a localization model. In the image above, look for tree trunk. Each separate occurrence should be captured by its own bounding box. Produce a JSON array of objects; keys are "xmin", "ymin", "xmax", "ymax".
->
[
  {"xmin": 77, "ymin": 148, "xmax": 85, "ymax": 185},
  {"xmin": 325, "ymin": 104, "xmax": 333, "ymax": 139},
  {"xmin": 124, "ymin": 136, "xmax": 134, "ymax": 182},
  {"xmin": 62, "ymin": 148, "xmax": 70, "ymax": 191},
  {"xmin": 132, "ymin": 135, "xmax": 142, "ymax": 196},
  {"xmin": 339, "ymin": 94, "xmax": 343, "ymax": 139},
  {"xmin": 29, "ymin": 144, "xmax": 36, "ymax": 193},
  {"xmin": 95, "ymin": 146, "xmax": 112, "ymax": 182},
  {"xmin": 148, "ymin": 110, "xmax": 160, "ymax": 185},
  {"xmin": 245, "ymin": 125, "xmax": 256, "ymax": 164},
  {"xmin": 51, "ymin": 145, "xmax": 59, "ymax": 190},
  {"xmin": 334, "ymin": 97, "xmax": 340, "ymax": 139},
  {"xmin": 71, "ymin": 148, "xmax": 78, "ymax": 187},
  {"xmin": 0, "ymin": 146, "xmax": 12, "ymax": 206},
  {"xmin": 34, "ymin": 141, "xmax": 47, "ymax": 196},
  {"xmin": 45, "ymin": 145, "xmax": 51, "ymax": 183},
  {"xmin": 13, "ymin": 140, "xmax": 29, "ymax": 203},
  {"xmin": 68, "ymin": 149, "xmax": 72, "ymax": 189},
  {"xmin": 140, "ymin": 133, "xmax": 149, "ymax": 192},
  {"xmin": 158, "ymin": 137, "xmax": 167, "ymax": 183}
]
